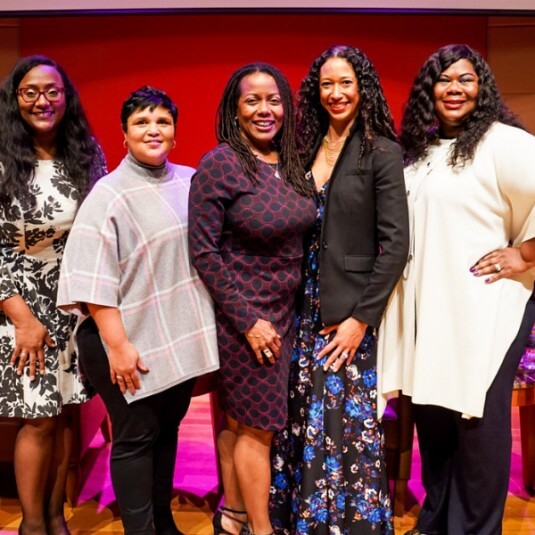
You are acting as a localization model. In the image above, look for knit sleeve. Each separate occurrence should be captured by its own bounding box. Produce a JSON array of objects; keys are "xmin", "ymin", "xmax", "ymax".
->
[
  {"xmin": 492, "ymin": 124, "xmax": 535, "ymax": 245},
  {"xmin": 57, "ymin": 180, "xmax": 121, "ymax": 315}
]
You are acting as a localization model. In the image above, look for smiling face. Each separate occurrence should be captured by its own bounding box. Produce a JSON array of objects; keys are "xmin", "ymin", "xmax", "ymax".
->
[
  {"xmin": 319, "ymin": 56, "xmax": 360, "ymax": 129},
  {"xmin": 124, "ymin": 105, "xmax": 175, "ymax": 166},
  {"xmin": 433, "ymin": 58, "xmax": 479, "ymax": 138},
  {"xmin": 236, "ymin": 72, "xmax": 284, "ymax": 153},
  {"xmin": 17, "ymin": 64, "xmax": 66, "ymax": 141}
]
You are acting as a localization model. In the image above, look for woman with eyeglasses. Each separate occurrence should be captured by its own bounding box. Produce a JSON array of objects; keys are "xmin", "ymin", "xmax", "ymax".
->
[{"xmin": 0, "ymin": 55, "xmax": 105, "ymax": 535}]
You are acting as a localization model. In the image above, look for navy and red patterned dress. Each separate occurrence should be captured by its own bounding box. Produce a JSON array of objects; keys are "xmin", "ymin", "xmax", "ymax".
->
[{"xmin": 188, "ymin": 143, "xmax": 316, "ymax": 431}]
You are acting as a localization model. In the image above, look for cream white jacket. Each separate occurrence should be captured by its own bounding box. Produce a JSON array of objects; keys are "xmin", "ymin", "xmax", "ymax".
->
[{"xmin": 378, "ymin": 123, "xmax": 535, "ymax": 418}]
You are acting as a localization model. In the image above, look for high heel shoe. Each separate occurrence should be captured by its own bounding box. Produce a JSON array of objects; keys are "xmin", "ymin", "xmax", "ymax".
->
[{"xmin": 212, "ymin": 506, "xmax": 249, "ymax": 535}]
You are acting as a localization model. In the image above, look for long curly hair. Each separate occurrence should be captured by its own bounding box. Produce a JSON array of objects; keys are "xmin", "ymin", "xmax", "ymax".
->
[
  {"xmin": 0, "ymin": 55, "xmax": 105, "ymax": 204},
  {"xmin": 217, "ymin": 62, "xmax": 312, "ymax": 197},
  {"xmin": 400, "ymin": 44, "xmax": 523, "ymax": 167},
  {"xmin": 297, "ymin": 45, "xmax": 397, "ymax": 167}
]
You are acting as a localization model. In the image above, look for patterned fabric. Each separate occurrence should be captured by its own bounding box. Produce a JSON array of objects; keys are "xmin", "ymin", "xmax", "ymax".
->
[
  {"xmin": 0, "ymin": 160, "xmax": 92, "ymax": 418},
  {"xmin": 58, "ymin": 154, "xmax": 219, "ymax": 403},
  {"xmin": 188, "ymin": 144, "xmax": 317, "ymax": 431},
  {"xmin": 271, "ymin": 184, "xmax": 393, "ymax": 534}
]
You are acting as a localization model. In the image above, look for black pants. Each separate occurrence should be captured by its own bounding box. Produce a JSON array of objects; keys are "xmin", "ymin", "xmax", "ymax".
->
[
  {"xmin": 413, "ymin": 293, "xmax": 535, "ymax": 535},
  {"xmin": 77, "ymin": 317, "xmax": 196, "ymax": 535}
]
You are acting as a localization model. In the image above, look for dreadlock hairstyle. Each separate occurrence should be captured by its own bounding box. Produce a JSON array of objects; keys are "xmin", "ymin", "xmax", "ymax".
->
[
  {"xmin": 400, "ymin": 44, "xmax": 523, "ymax": 167},
  {"xmin": 296, "ymin": 45, "xmax": 397, "ymax": 168},
  {"xmin": 216, "ymin": 62, "xmax": 312, "ymax": 197},
  {"xmin": 0, "ymin": 55, "xmax": 105, "ymax": 205}
]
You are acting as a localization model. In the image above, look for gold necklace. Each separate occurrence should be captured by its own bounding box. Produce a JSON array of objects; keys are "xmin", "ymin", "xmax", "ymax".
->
[{"xmin": 322, "ymin": 136, "xmax": 346, "ymax": 167}]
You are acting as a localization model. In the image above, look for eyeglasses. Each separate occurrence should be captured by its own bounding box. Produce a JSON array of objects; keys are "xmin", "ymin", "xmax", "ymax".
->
[{"xmin": 16, "ymin": 86, "xmax": 65, "ymax": 103}]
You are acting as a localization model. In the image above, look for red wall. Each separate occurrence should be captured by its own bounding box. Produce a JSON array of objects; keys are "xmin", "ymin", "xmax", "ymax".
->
[{"xmin": 21, "ymin": 13, "xmax": 486, "ymax": 169}]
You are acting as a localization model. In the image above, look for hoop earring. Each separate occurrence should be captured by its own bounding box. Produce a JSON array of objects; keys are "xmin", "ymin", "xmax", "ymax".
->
[{"xmin": 123, "ymin": 140, "xmax": 128, "ymax": 149}]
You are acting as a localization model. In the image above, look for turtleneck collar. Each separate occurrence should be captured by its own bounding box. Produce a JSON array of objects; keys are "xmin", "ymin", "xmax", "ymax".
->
[{"xmin": 123, "ymin": 152, "xmax": 173, "ymax": 183}]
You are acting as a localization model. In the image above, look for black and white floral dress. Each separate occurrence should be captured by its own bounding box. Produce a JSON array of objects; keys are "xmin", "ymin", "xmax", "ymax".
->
[{"xmin": 0, "ymin": 160, "xmax": 91, "ymax": 418}]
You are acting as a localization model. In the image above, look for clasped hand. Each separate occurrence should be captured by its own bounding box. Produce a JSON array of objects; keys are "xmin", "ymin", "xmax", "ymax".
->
[
  {"xmin": 318, "ymin": 317, "xmax": 367, "ymax": 372},
  {"xmin": 245, "ymin": 318, "xmax": 281, "ymax": 365}
]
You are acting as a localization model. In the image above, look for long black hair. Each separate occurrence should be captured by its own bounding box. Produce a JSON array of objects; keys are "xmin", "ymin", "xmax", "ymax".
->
[
  {"xmin": 217, "ymin": 62, "xmax": 312, "ymax": 197},
  {"xmin": 297, "ymin": 45, "xmax": 397, "ymax": 166},
  {"xmin": 0, "ymin": 55, "xmax": 105, "ymax": 203},
  {"xmin": 400, "ymin": 44, "xmax": 523, "ymax": 167}
]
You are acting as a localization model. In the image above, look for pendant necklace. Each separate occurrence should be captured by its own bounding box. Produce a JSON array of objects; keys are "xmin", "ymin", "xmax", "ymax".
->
[
  {"xmin": 252, "ymin": 149, "xmax": 281, "ymax": 180},
  {"xmin": 268, "ymin": 161, "xmax": 282, "ymax": 180}
]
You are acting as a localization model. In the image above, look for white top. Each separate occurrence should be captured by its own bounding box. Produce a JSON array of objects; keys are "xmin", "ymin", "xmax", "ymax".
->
[
  {"xmin": 378, "ymin": 122, "xmax": 535, "ymax": 418},
  {"xmin": 58, "ymin": 155, "xmax": 219, "ymax": 403}
]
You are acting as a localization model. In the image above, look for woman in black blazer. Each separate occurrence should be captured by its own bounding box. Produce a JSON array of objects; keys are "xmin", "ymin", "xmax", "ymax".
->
[{"xmin": 271, "ymin": 45, "xmax": 409, "ymax": 534}]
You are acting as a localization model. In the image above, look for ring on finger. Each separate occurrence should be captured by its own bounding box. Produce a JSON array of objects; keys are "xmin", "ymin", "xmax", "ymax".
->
[
  {"xmin": 262, "ymin": 348, "xmax": 273, "ymax": 358},
  {"xmin": 340, "ymin": 350, "xmax": 349, "ymax": 360},
  {"xmin": 20, "ymin": 352, "xmax": 28, "ymax": 358},
  {"xmin": 116, "ymin": 375, "xmax": 124, "ymax": 380},
  {"xmin": 494, "ymin": 263, "xmax": 502, "ymax": 273}
]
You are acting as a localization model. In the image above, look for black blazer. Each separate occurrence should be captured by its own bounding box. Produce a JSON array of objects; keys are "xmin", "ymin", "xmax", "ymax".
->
[{"xmin": 317, "ymin": 128, "xmax": 409, "ymax": 328}]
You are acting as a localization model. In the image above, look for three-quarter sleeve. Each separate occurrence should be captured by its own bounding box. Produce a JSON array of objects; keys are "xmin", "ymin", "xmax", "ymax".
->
[
  {"xmin": 492, "ymin": 124, "xmax": 535, "ymax": 245},
  {"xmin": 0, "ymin": 261, "xmax": 18, "ymax": 302},
  {"xmin": 0, "ymin": 199, "xmax": 21, "ymax": 302},
  {"xmin": 188, "ymin": 148, "xmax": 258, "ymax": 333},
  {"xmin": 57, "ymin": 181, "xmax": 121, "ymax": 315}
]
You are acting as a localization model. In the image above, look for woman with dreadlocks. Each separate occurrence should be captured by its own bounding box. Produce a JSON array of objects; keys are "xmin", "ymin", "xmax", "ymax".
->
[
  {"xmin": 270, "ymin": 45, "xmax": 409, "ymax": 534},
  {"xmin": 188, "ymin": 63, "xmax": 316, "ymax": 535},
  {"xmin": 379, "ymin": 44, "xmax": 535, "ymax": 535}
]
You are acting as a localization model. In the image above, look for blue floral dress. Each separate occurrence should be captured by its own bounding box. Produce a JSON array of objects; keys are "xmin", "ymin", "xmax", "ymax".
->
[{"xmin": 270, "ymin": 183, "xmax": 393, "ymax": 534}]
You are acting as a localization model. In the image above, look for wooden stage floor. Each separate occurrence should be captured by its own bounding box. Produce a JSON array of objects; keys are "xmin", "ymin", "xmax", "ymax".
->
[{"xmin": 0, "ymin": 394, "xmax": 533, "ymax": 534}]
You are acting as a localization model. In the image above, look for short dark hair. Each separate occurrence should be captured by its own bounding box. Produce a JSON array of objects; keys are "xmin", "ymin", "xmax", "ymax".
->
[
  {"xmin": 121, "ymin": 85, "xmax": 178, "ymax": 132},
  {"xmin": 400, "ymin": 44, "xmax": 523, "ymax": 166}
]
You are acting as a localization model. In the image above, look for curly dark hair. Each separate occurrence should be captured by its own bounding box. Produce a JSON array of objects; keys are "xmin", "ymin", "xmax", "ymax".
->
[
  {"xmin": 297, "ymin": 45, "xmax": 397, "ymax": 167},
  {"xmin": 400, "ymin": 44, "xmax": 523, "ymax": 167},
  {"xmin": 0, "ymin": 55, "xmax": 105, "ymax": 204},
  {"xmin": 121, "ymin": 85, "xmax": 178, "ymax": 132},
  {"xmin": 217, "ymin": 62, "xmax": 312, "ymax": 197}
]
